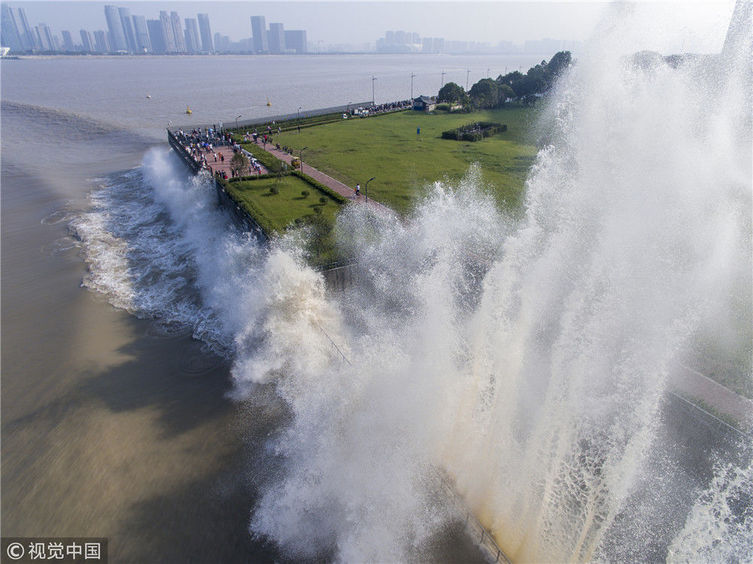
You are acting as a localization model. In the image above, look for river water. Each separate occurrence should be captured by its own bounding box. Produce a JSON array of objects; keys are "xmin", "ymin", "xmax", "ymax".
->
[{"xmin": 2, "ymin": 28, "xmax": 752, "ymax": 564}]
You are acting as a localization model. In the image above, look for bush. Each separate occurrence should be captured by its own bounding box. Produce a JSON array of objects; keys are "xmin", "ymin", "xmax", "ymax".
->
[
  {"xmin": 292, "ymin": 170, "xmax": 348, "ymax": 205},
  {"xmin": 242, "ymin": 144, "xmax": 285, "ymax": 173},
  {"xmin": 301, "ymin": 190, "xmax": 310, "ymax": 198},
  {"xmin": 270, "ymin": 185, "xmax": 279, "ymax": 195},
  {"xmin": 319, "ymin": 197, "xmax": 327, "ymax": 204},
  {"xmin": 435, "ymin": 103, "xmax": 450, "ymax": 112},
  {"xmin": 441, "ymin": 121, "xmax": 507, "ymax": 142}
]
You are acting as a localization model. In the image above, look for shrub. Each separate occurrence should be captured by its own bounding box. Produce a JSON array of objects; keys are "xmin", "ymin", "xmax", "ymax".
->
[
  {"xmin": 242, "ymin": 144, "xmax": 285, "ymax": 173},
  {"xmin": 319, "ymin": 197, "xmax": 327, "ymax": 204},
  {"xmin": 301, "ymin": 190, "xmax": 310, "ymax": 198},
  {"xmin": 435, "ymin": 103, "xmax": 450, "ymax": 112},
  {"xmin": 292, "ymin": 170, "xmax": 348, "ymax": 205},
  {"xmin": 270, "ymin": 185, "xmax": 279, "ymax": 195},
  {"xmin": 441, "ymin": 121, "xmax": 507, "ymax": 142}
]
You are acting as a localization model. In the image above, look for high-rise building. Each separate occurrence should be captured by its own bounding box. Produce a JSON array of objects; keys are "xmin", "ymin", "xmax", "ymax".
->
[
  {"xmin": 118, "ymin": 7, "xmax": 137, "ymax": 52},
  {"xmin": 132, "ymin": 15, "xmax": 151, "ymax": 52},
  {"xmin": 159, "ymin": 11, "xmax": 176, "ymax": 53},
  {"xmin": 184, "ymin": 18, "xmax": 200, "ymax": 53},
  {"xmin": 284, "ymin": 30, "xmax": 307, "ymax": 54},
  {"xmin": 197, "ymin": 13, "xmax": 213, "ymax": 53},
  {"xmin": 35, "ymin": 24, "xmax": 54, "ymax": 51},
  {"xmin": 268, "ymin": 22, "xmax": 285, "ymax": 53},
  {"xmin": 213, "ymin": 32, "xmax": 229, "ymax": 52},
  {"xmin": 170, "ymin": 11, "xmax": 185, "ymax": 52},
  {"xmin": 16, "ymin": 7, "xmax": 37, "ymax": 50},
  {"xmin": 1, "ymin": 5, "xmax": 23, "ymax": 51},
  {"xmin": 104, "ymin": 5, "xmax": 127, "ymax": 51},
  {"xmin": 148, "ymin": 19, "xmax": 166, "ymax": 54},
  {"xmin": 250, "ymin": 16, "xmax": 267, "ymax": 53},
  {"xmin": 93, "ymin": 30, "xmax": 109, "ymax": 52},
  {"xmin": 80, "ymin": 29, "xmax": 94, "ymax": 52},
  {"xmin": 61, "ymin": 30, "xmax": 75, "ymax": 51}
]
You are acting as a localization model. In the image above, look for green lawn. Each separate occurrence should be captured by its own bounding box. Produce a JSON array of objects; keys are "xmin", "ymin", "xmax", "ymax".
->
[
  {"xmin": 225, "ymin": 175, "xmax": 342, "ymax": 265},
  {"xmin": 269, "ymin": 107, "xmax": 539, "ymax": 215}
]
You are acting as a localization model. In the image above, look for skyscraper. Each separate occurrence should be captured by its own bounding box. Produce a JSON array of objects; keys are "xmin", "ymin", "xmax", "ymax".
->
[
  {"xmin": 61, "ymin": 30, "xmax": 75, "ymax": 51},
  {"xmin": 93, "ymin": 30, "xmax": 109, "ymax": 52},
  {"xmin": 284, "ymin": 30, "xmax": 307, "ymax": 54},
  {"xmin": 104, "ymin": 5, "xmax": 127, "ymax": 51},
  {"xmin": 35, "ymin": 24, "xmax": 54, "ymax": 51},
  {"xmin": 16, "ymin": 7, "xmax": 37, "ymax": 50},
  {"xmin": 268, "ymin": 23, "xmax": 285, "ymax": 53},
  {"xmin": 132, "ymin": 15, "xmax": 151, "ymax": 52},
  {"xmin": 159, "ymin": 11, "xmax": 176, "ymax": 53},
  {"xmin": 1, "ymin": 5, "xmax": 23, "ymax": 52},
  {"xmin": 250, "ymin": 16, "xmax": 267, "ymax": 53},
  {"xmin": 184, "ymin": 18, "xmax": 200, "ymax": 53},
  {"xmin": 197, "ymin": 13, "xmax": 213, "ymax": 53},
  {"xmin": 170, "ymin": 11, "xmax": 185, "ymax": 52},
  {"xmin": 80, "ymin": 29, "xmax": 94, "ymax": 52},
  {"xmin": 118, "ymin": 7, "xmax": 137, "ymax": 52},
  {"xmin": 147, "ymin": 19, "xmax": 165, "ymax": 54}
]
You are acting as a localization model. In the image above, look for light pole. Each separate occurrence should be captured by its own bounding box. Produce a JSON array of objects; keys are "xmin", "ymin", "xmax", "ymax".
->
[
  {"xmin": 300, "ymin": 146, "xmax": 308, "ymax": 174},
  {"xmin": 371, "ymin": 75, "xmax": 376, "ymax": 105},
  {"xmin": 365, "ymin": 176, "xmax": 375, "ymax": 203},
  {"xmin": 466, "ymin": 69, "xmax": 470, "ymax": 91},
  {"xmin": 441, "ymin": 70, "xmax": 446, "ymax": 89},
  {"xmin": 297, "ymin": 106, "xmax": 302, "ymax": 133},
  {"xmin": 410, "ymin": 72, "xmax": 416, "ymax": 101},
  {"xmin": 235, "ymin": 114, "xmax": 241, "ymax": 130}
]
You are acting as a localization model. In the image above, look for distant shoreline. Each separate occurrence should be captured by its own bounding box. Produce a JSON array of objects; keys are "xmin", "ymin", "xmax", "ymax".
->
[{"xmin": 4, "ymin": 51, "xmax": 568, "ymax": 60}]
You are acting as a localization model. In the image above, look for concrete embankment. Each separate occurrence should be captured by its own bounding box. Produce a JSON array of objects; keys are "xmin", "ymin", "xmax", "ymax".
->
[{"xmin": 167, "ymin": 128, "xmax": 268, "ymax": 242}]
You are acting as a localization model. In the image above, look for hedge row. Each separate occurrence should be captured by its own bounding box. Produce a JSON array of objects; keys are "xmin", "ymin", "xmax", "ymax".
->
[
  {"xmin": 228, "ymin": 172, "xmax": 282, "ymax": 183},
  {"xmin": 241, "ymin": 143, "xmax": 285, "ymax": 172},
  {"xmin": 292, "ymin": 170, "xmax": 349, "ymax": 205},
  {"xmin": 441, "ymin": 121, "xmax": 507, "ymax": 142}
]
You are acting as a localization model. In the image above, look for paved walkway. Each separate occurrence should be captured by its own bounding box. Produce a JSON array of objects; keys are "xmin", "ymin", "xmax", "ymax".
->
[
  {"xmin": 263, "ymin": 143, "xmax": 392, "ymax": 215},
  {"xmin": 202, "ymin": 145, "xmax": 268, "ymax": 178}
]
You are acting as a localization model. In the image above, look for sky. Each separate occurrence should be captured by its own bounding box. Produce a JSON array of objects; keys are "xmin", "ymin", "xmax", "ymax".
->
[{"xmin": 7, "ymin": 1, "xmax": 736, "ymax": 52}]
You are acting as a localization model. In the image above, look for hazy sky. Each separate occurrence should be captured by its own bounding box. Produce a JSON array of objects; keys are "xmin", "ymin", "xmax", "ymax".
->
[{"xmin": 8, "ymin": 1, "xmax": 735, "ymax": 51}]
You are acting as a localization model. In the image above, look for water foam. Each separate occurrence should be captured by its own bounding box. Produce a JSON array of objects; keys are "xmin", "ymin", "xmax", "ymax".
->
[{"xmin": 231, "ymin": 8, "xmax": 751, "ymax": 563}]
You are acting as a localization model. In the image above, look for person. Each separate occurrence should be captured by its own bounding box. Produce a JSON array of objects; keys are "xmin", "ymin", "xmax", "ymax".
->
[{"xmin": 355, "ymin": 183, "xmax": 360, "ymax": 197}]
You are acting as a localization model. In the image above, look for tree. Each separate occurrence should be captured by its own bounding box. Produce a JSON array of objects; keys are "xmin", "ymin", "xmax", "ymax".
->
[
  {"xmin": 469, "ymin": 78, "xmax": 499, "ymax": 109},
  {"xmin": 437, "ymin": 81, "xmax": 466, "ymax": 104},
  {"xmin": 496, "ymin": 70, "xmax": 524, "ymax": 86},
  {"xmin": 230, "ymin": 151, "xmax": 249, "ymax": 177},
  {"xmin": 546, "ymin": 51, "xmax": 572, "ymax": 84},
  {"xmin": 498, "ymin": 84, "xmax": 516, "ymax": 105}
]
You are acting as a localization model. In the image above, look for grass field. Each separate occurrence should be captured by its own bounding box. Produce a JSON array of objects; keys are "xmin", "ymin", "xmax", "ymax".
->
[
  {"xmin": 225, "ymin": 175, "xmax": 343, "ymax": 265},
  {"xmin": 225, "ymin": 175, "xmax": 342, "ymax": 230},
  {"xmin": 268, "ymin": 106, "xmax": 539, "ymax": 215}
]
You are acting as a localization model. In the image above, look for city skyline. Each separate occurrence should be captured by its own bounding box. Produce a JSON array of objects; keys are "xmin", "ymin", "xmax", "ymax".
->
[{"xmin": 2, "ymin": 1, "xmax": 736, "ymax": 55}]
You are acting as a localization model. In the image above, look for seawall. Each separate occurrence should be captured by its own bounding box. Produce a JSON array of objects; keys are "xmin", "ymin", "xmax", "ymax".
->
[
  {"xmin": 167, "ymin": 128, "xmax": 360, "ymax": 289},
  {"xmin": 167, "ymin": 128, "xmax": 268, "ymax": 243}
]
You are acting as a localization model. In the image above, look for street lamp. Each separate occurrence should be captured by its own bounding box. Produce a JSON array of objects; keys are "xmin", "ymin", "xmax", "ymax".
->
[
  {"xmin": 298, "ymin": 106, "xmax": 302, "ymax": 133},
  {"xmin": 410, "ymin": 72, "xmax": 416, "ymax": 102},
  {"xmin": 365, "ymin": 176, "xmax": 375, "ymax": 203},
  {"xmin": 300, "ymin": 146, "xmax": 308, "ymax": 174},
  {"xmin": 371, "ymin": 75, "xmax": 376, "ymax": 105},
  {"xmin": 235, "ymin": 114, "xmax": 242, "ymax": 130}
]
